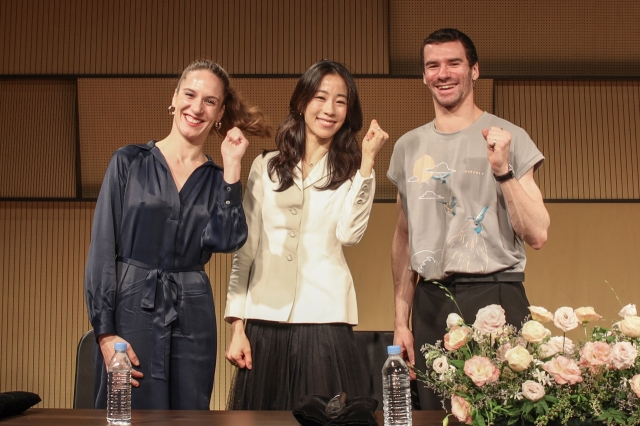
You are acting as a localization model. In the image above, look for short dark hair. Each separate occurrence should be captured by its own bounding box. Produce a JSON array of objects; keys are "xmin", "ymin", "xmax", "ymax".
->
[{"xmin": 421, "ymin": 28, "xmax": 479, "ymax": 69}]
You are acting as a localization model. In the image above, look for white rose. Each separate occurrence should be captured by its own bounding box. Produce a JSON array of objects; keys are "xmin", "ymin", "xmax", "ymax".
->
[
  {"xmin": 574, "ymin": 306, "xmax": 602, "ymax": 323},
  {"xmin": 505, "ymin": 346, "xmax": 533, "ymax": 372},
  {"xmin": 432, "ymin": 356, "xmax": 449, "ymax": 374},
  {"xmin": 620, "ymin": 316, "xmax": 640, "ymax": 338},
  {"xmin": 610, "ymin": 342, "xmax": 638, "ymax": 370},
  {"xmin": 540, "ymin": 336, "xmax": 575, "ymax": 358},
  {"xmin": 619, "ymin": 304, "xmax": 638, "ymax": 318},
  {"xmin": 522, "ymin": 380, "xmax": 545, "ymax": 402},
  {"xmin": 553, "ymin": 307, "xmax": 579, "ymax": 332},
  {"xmin": 528, "ymin": 306, "xmax": 554, "ymax": 323},
  {"xmin": 446, "ymin": 313, "xmax": 464, "ymax": 329},
  {"xmin": 521, "ymin": 320, "xmax": 551, "ymax": 343}
]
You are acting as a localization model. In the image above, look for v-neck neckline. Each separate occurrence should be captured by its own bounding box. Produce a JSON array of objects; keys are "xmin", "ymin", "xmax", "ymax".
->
[{"xmin": 150, "ymin": 141, "xmax": 211, "ymax": 198}]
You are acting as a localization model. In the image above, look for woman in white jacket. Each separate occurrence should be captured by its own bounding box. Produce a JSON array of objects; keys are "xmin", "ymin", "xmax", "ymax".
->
[{"xmin": 224, "ymin": 60, "xmax": 388, "ymax": 410}]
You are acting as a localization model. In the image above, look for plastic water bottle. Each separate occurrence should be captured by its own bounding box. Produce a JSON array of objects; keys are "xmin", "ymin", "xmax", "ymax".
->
[
  {"xmin": 107, "ymin": 342, "xmax": 132, "ymax": 425},
  {"xmin": 382, "ymin": 345, "xmax": 412, "ymax": 426}
]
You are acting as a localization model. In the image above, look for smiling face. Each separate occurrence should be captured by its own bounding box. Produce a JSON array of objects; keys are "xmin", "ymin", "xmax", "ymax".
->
[
  {"xmin": 422, "ymin": 40, "xmax": 479, "ymax": 110},
  {"xmin": 171, "ymin": 69, "xmax": 226, "ymax": 143},
  {"xmin": 303, "ymin": 73, "xmax": 348, "ymax": 147}
]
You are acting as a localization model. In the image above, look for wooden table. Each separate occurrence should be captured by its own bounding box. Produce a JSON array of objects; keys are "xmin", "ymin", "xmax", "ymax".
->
[{"xmin": 1, "ymin": 408, "xmax": 453, "ymax": 425}]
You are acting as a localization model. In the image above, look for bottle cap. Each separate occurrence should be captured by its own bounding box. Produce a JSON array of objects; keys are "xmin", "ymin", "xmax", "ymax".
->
[
  {"xmin": 387, "ymin": 345, "xmax": 402, "ymax": 355},
  {"xmin": 114, "ymin": 342, "xmax": 128, "ymax": 351}
]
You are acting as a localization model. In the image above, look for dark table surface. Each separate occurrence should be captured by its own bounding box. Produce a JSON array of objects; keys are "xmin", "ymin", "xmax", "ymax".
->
[{"xmin": 1, "ymin": 408, "xmax": 453, "ymax": 425}]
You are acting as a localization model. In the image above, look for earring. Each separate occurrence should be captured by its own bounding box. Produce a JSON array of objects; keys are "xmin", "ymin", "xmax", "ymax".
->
[
  {"xmin": 168, "ymin": 105, "xmax": 175, "ymax": 115},
  {"xmin": 214, "ymin": 121, "xmax": 222, "ymax": 129},
  {"xmin": 472, "ymin": 79, "xmax": 476, "ymax": 88}
]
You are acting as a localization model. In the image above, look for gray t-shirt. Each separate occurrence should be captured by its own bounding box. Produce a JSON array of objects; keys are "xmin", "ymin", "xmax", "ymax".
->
[{"xmin": 387, "ymin": 112, "xmax": 544, "ymax": 281}]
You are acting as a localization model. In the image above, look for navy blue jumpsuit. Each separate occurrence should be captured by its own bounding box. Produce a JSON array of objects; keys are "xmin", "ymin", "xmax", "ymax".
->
[{"xmin": 85, "ymin": 141, "xmax": 247, "ymax": 409}]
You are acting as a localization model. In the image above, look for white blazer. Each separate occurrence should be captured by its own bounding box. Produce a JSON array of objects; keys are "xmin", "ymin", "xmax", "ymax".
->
[{"xmin": 224, "ymin": 151, "xmax": 375, "ymax": 325}]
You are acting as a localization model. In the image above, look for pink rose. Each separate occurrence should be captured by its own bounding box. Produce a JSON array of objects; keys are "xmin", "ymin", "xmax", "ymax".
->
[
  {"xmin": 540, "ymin": 336, "xmax": 575, "ymax": 358},
  {"xmin": 473, "ymin": 305, "xmax": 506, "ymax": 335},
  {"xmin": 631, "ymin": 375, "xmax": 640, "ymax": 398},
  {"xmin": 444, "ymin": 326, "xmax": 471, "ymax": 351},
  {"xmin": 521, "ymin": 320, "xmax": 551, "ymax": 343},
  {"xmin": 553, "ymin": 307, "xmax": 579, "ymax": 332},
  {"xmin": 580, "ymin": 342, "xmax": 611, "ymax": 370},
  {"xmin": 432, "ymin": 356, "xmax": 450, "ymax": 374},
  {"xmin": 543, "ymin": 355, "xmax": 583, "ymax": 385},
  {"xmin": 619, "ymin": 304, "xmax": 637, "ymax": 318},
  {"xmin": 451, "ymin": 394, "xmax": 472, "ymax": 424},
  {"xmin": 505, "ymin": 346, "xmax": 533, "ymax": 372},
  {"xmin": 574, "ymin": 306, "xmax": 602, "ymax": 323},
  {"xmin": 610, "ymin": 341, "xmax": 638, "ymax": 370},
  {"xmin": 528, "ymin": 306, "xmax": 554, "ymax": 323},
  {"xmin": 446, "ymin": 313, "xmax": 464, "ymax": 329},
  {"xmin": 620, "ymin": 316, "xmax": 640, "ymax": 338},
  {"xmin": 464, "ymin": 355, "xmax": 500, "ymax": 387},
  {"xmin": 522, "ymin": 380, "xmax": 545, "ymax": 402}
]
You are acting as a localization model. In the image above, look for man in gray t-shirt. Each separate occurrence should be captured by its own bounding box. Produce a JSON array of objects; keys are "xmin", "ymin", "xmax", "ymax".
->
[{"xmin": 387, "ymin": 28, "xmax": 550, "ymax": 409}]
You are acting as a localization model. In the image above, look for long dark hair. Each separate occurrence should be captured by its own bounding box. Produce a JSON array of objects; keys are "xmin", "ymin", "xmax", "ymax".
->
[
  {"xmin": 267, "ymin": 60, "xmax": 363, "ymax": 191},
  {"xmin": 177, "ymin": 59, "xmax": 272, "ymax": 138}
]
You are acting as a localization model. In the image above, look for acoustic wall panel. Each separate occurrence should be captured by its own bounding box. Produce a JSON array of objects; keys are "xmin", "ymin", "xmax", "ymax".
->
[
  {"xmin": 77, "ymin": 77, "xmax": 493, "ymax": 200},
  {"xmin": 0, "ymin": 0, "xmax": 389, "ymax": 75},
  {"xmin": 495, "ymin": 80, "xmax": 640, "ymax": 200},
  {"xmin": 0, "ymin": 80, "xmax": 77, "ymax": 198},
  {"xmin": 390, "ymin": 0, "xmax": 640, "ymax": 76}
]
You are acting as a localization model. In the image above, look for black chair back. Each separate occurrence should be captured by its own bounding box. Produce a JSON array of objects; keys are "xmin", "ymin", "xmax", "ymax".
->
[{"xmin": 73, "ymin": 329, "xmax": 95, "ymax": 409}]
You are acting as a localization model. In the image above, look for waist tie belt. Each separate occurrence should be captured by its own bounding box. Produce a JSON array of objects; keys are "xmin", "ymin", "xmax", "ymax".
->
[
  {"xmin": 116, "ymin": 256, "xmax": 205, "ymax": 381},
  {"xmin": 424, "ymin": 271, "xmax": 525, "ymax": 285}
]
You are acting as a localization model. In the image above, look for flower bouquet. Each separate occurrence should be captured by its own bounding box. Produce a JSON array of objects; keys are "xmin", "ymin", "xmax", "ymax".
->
[{"xmin": 415, "ymin": 289, "xmax": 640, "ymax": 426}]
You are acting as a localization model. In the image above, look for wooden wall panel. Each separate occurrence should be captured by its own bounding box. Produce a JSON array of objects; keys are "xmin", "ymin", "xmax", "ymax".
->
[
  {"xmin": 0, "ymin": 0, "xmax": 389, "ymax": 76},
  {"xmin": 495, "ymin": 81, "xmax": 640, "ymax": 200},
  {"xmin": 0, "ymin": 80, "xmax": 77, "ymax": 198},
  {"xmin": 3, "ymin": 202, "xmax": 640, "ymax": 408},
  {"xmin": 390, "ymin": 0, "xmax": 640, "ymax": 76},
  {"xmin": 77, "ymin": 77, "xmax": 492, "ymax": 200}
]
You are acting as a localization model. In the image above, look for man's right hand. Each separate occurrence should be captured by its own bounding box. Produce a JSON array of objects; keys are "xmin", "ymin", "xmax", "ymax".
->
[
  {"xmin": 97, "ymin": 334, "xmax": 144, "ymax": 387},
  {"xmin": 393, "ymin": 327, "xmax": 416, "ymax": 379}
]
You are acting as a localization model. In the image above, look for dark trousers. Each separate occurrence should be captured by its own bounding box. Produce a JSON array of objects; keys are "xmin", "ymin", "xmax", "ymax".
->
[
  {"xmin": 412, "ymin": 280, "xmax": 530, "ymax": 410},
  {"xmin": 93, "ymin": 269, "xmax": 217, "ymax": 410}
]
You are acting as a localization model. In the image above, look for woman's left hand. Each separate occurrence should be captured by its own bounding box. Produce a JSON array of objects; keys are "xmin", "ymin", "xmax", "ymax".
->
[
  {"xmin": 221, "ymin": 127, "xmax": 249, "ymax": 183},
  {"xmin": 359, "ymin": 119, "xmax": 389, "ymax": 177}
]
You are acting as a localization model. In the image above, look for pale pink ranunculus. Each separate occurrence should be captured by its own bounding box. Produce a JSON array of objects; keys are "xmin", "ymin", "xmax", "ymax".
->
[
  {"xmin": 521, "ymin": 320, "xmax": 551, "ymax": 343},
  {"xmin": 610, "ymin": 341, "xmax": 638, "ymax": 370},
  {"xmin": 553, "ymin": 307, "xmax": 579, "ymax": 332},
  {"xmin": 574, "ymin": 306, "xmax": 602, "ymax": 323},
  {"xmin": 473, "ymin": 305, "xmax": 506, "ymax": 335},
  {"xmin": 543, "ymin": 355, "xmax": 583, "ymax": 385},
  {"xmin": 619, "ymin": 304, "xmax": 637, "ymax": 318},
  {"xmin": 540, "ymin": 336, "xmax": 576, "ymax": 358},
  {"xmin": 620, "ymin": 316, "xmax": 640, "ymax": 338},
  {"xmin": 451, "ymin": 394, "xmax": 472, "ymax": 424},
  {"xmin": 432, "ymin": 356, "xmax": 450, "ymax": 374},
  {"xmin": 528, "ymin": 306, "xmax": 554, "ymax": 323},
  {"xmin": 522, "ymin": 380, "xmax": 545, "ymax": 402},
  {"xmin": 580, "ymin": 341, "xmax": 611, "ymax": 370},
  {"xmin": 446, "ymin": 312, "xmax": 464, "ymax": 329},
  {"xmin": 505, "ymin": 345, "xmax": 533, "ymax": 372},
  {"xmin": 464, "ymin": 355, "xmax": 500, "ymax": 387},
  {"xmin": 631, "ymin": 375, "xmax": 640, "ymax": 398},
  {"xmin": 444, "ymin": 326, "xmax": 471, "ymax": 351}
]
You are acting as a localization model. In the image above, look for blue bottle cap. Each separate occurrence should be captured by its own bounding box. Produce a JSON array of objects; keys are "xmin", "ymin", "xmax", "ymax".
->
[
  {"xmin": 387, "ymin": 345, "xmax": 402, "ymax": 355},
  {"xmin": 114, "ymin": 342, "xmax": 128, "ymax": 351}
]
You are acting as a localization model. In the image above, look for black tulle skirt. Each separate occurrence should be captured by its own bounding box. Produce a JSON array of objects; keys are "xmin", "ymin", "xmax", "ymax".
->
[{"xmin": 228, "ymin": 320, "xmax": 370, "ymax": 410}]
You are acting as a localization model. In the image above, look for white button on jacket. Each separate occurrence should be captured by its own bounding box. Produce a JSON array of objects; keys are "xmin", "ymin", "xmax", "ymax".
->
[{"xmin": 225, "ymin": 151, "xmax": 375, "ymax": 325}]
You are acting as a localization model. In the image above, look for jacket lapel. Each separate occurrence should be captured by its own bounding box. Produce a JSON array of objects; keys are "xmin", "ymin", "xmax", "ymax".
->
[{"xmin": 302, "ymin": 154, "xmax": 329, "ymax": 189}]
